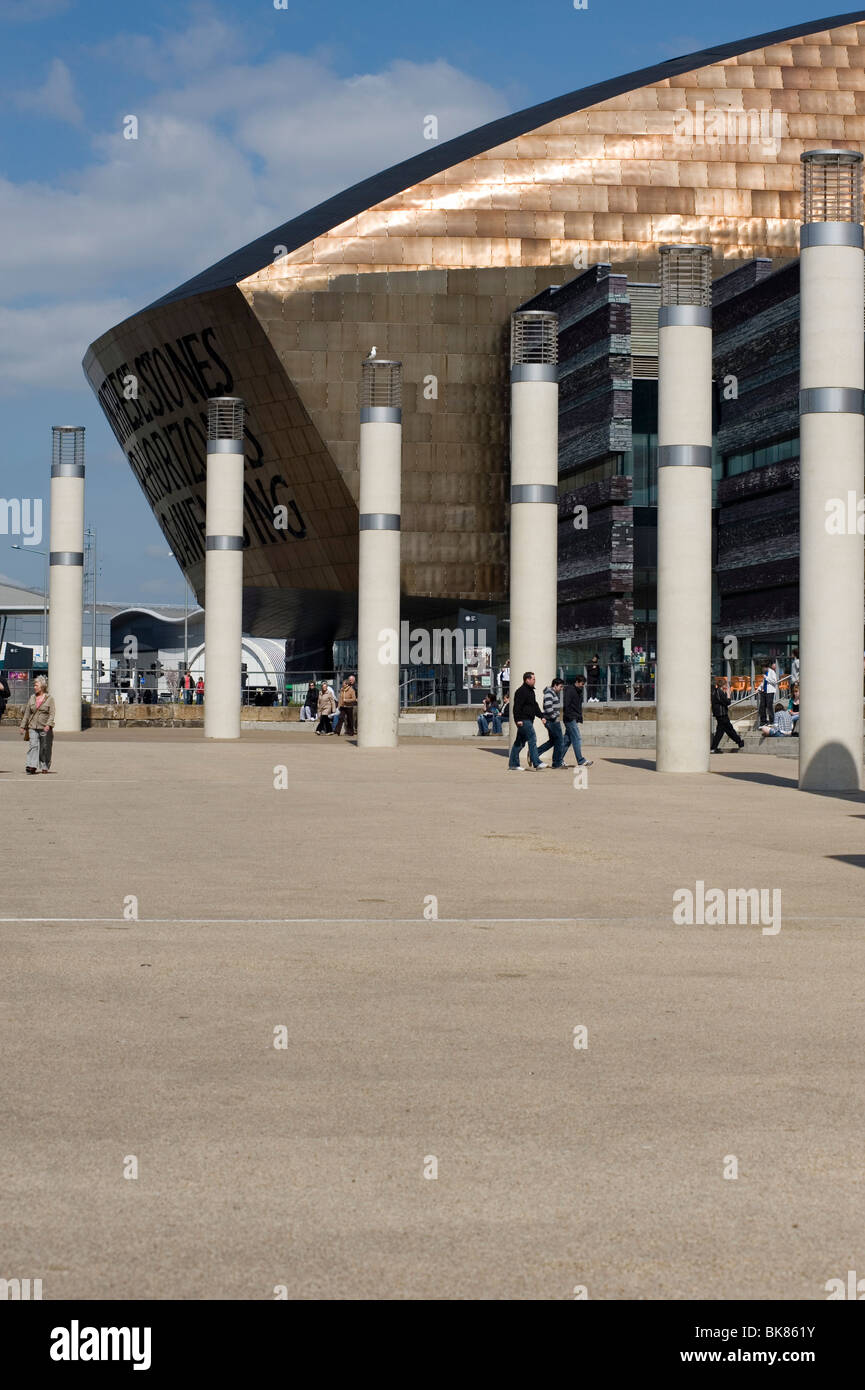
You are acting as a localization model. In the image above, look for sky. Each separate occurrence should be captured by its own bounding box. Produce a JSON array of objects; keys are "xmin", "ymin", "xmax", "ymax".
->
[{"xmin": 0, "ymin": 0, "xmax": 853, "ymax": 602}]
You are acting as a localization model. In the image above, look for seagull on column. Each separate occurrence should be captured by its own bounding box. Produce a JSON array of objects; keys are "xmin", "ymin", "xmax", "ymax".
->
[{"xmin": 369, "ymin": 346, "xmax": 377, "ymax": 358}]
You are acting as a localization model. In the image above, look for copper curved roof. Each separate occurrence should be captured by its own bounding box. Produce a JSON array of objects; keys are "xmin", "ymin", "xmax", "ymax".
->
[{"xmin": 147, "ymin": 9, "xmax": 865, "ymax": 309}]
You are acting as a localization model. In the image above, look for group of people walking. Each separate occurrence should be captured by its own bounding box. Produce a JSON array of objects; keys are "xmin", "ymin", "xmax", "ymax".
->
[
  {"xmin": 508, "ymin": 671, "xmax": 594, "ymax": 771},
  {"xmin": 300, "ymin": 676, "xmax": 358, "ymax": 736}
]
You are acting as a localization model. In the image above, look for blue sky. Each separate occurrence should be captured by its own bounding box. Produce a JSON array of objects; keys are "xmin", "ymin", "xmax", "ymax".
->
[{"xmin": 0, "ymin": 0, "xmax": 850, "ymax": 602}]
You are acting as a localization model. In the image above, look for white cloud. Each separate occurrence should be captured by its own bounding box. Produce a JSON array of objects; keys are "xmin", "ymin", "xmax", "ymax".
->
[
  {"xmin": 0, "ymin": 0, "xmax": 70, "ymax": 20},
  {"xmin": 14, "ymin": 58, "xmax": 83, "ymax": 126},
  {"xmin": 0, "ymin": 18, "xmax": 509, "ymax": 395},
  {"xmin": 0, "ymin": 298, "xmax": 134, "ymax": 394}
]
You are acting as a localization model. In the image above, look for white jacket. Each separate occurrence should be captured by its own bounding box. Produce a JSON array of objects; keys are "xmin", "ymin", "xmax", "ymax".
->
[{"xmin": 762, "ymin": 667, "xmax": 779, "ymax": 696}]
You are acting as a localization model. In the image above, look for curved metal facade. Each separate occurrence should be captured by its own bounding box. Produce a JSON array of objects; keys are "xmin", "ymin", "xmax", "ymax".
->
[{"xmin": 84, "ymin": 12, "xmax": 865, "ymax": 639}]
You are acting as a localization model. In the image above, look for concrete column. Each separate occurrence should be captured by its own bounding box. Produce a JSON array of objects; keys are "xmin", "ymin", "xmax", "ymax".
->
[
  {"xmin": 49, "ymin": 426, "xmax": 85, "ymax": 733},
  {"xmin": 656, "ymin": 245, "xmax": 713, "ymax": 773},
  {"xmin": 509, "ymin": 310, "xmax": 559, "ymax": 689},
  {"xmin": 204, "ymin": 396, "xmax": 245, "ymax": 741},
  {"xmin": 799, "ymin": 149, "xmax": 864, "ymax": 792},
  {"xmin": 357, "ymin": 357, "xmax": 402, "ymax": 748}
]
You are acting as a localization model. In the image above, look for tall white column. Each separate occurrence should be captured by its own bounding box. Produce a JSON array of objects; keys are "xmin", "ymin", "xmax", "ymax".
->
[
  {"xmin": 204, "ymin": 396, "xmax": 245, "ymax": 741},
  {"xmin": 49, "ymin": 426, "xmax": 85, "ymax": 733},
  {"xmin": 357, "ymin": 357, "xmax": 402, "ymax": 748},
  {"xmin": 799, "ymin": 150, "xmax": 864, "ymax": 792},
  {"xmin": 656, "ymin": 245, "xmax": 713, "ymax": 773},
  {"xmin": 509, "ymin": 310, "xmax": 559, "ymax": 689}
]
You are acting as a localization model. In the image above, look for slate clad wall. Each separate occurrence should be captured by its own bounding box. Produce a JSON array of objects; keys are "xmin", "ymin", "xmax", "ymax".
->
[
  {"xmin": 713, "ymin": 260, "xmax": 802, "ymax": 640},
  {"xmin": 714, "ymin": 260, "xmax": 800, "ymax": 461},
  {"xmin": 558, "ymin": 476, "xmax": 634, "ymax": 643}
]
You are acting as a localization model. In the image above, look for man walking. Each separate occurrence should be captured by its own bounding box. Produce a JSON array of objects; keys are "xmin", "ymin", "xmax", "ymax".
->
[
  {"xmin": 335, "ymin": 674, "xmax": 357, "ymax": 736},
  {"xmin": 0, "ymin": 670, "xmax": 10, "ymax": 723},
  {"xmin": 537, "ymin": 677, "xmax": 566, "ymax": 768},
  {"xmin": 562, "ymin": 673, "xmax": 593, "ymax": 769},
  {"xmin": 710, "ymin": 677, "xmax": 744, "ymax": 754},
  {"xmin": 507, "ymin": 672, "xmax": 548, "ymax": 771}
]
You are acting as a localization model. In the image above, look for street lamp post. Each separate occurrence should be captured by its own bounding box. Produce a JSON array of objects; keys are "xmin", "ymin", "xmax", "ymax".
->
[
  {"xmin": 798, "ymin": 149, "xmax": 864, "ymax": 792},
  {"xmin": 10, "ymin": 543, "xmax": 48, "ymax": 656},
  {"xmin": 655, "ymin": 245, "xmax": 713, "ymax": 774}
]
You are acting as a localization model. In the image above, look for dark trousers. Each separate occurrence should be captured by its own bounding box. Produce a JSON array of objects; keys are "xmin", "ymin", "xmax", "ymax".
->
[
  {"xmin": 317, "ymin": 715, "xmax": 332, "ymax": 733},
  {"xmin": 712, "ymin": 715, "xmax": 743, "ymax": 750},
  {"xmin": 758, "ymin": 692, "xmax": 774, "ymax": 726},
  {"xmin": 339, "ymin": 705, "xmax": 356, "ymax": 736}
]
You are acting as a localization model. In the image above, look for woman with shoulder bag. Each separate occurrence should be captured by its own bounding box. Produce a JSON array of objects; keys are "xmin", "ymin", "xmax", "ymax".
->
[
  {"xmin": 20, "ymin": 674, "xmax": 55, "ymax": 774},
  {"xmin": 316, "ymin": 681, "xmax": 336, "ymax": 735}
]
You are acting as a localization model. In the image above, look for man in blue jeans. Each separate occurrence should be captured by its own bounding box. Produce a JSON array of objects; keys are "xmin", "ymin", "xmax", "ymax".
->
[
  {"xmin": 537, "ymin": 677, "xmax": 566, "ymax": 767},
  {"xmin": 508, "ymin": 672, "xmax": 548, "ymax": 770},
  {"xmin": 562, "ymin": 673, "xmax": 594, "ymax": 769}
]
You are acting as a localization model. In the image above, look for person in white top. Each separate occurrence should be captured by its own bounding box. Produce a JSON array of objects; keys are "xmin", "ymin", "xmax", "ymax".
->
[{"xmin": 758, "ymin": 660, "xmax": 778, "ymax": 727}]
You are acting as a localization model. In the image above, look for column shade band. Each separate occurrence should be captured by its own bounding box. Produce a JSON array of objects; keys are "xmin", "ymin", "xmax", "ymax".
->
[
  {"xmin": 360, "ymin": 407, "xmax": 402, "ymax": 424},
  {"xmin": 50, "ymin": 463, "xmax": 85, "ymax": 478},
  {"xmin": 800, "ymin": 223, "xmax": 864, "ymax": 250},
  {"xmin": 49, "ymin": 551, "xmax": 84, "ymax": 565},
  {"xmin": 206, "ymin": 439, "xmax": 244, "ymax": 455},
  {"xmin": 359, "ymin": 513, "xmax": 400, "ymax": 531},
  {"xmin": 800, "ymin": 387, "xmax": 865, "ymax": 415},
  {"xmin": 658, "ymin": 306, "xmax": 712, "ymax": 329},
  {"xmin": 206, "ymin": 535, "xmax": 244, "ymax": 550},
  {"xmin": 657, "ymin": 445, "xmax": 713, "ymax": 468},
  {"xmin": 510, "ymin": 484, "xmax": 558, "ymax": 504},
  {"xmin": 510, "ymin": 364, "xmax": 558, "ymax": 384}
]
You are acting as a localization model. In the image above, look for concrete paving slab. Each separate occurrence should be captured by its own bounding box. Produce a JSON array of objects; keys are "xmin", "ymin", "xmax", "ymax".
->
[{"xmin": 1, "ymin": 727, "xmax": 863, "ymax": 1300}]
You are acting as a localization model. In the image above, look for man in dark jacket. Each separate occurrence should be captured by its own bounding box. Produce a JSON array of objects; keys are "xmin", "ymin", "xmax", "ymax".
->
[
  {"xmin": 508, "ymin": 672, "xmax": 548, "ymax": 770},
  {"xmin": 562, "ymin": 674, "xmax": 593, "ymax": 769},
  {"xmin": 711, "ymin": 678, "xmax": 743, "ymax": 753},
  {"xmin": 0, "ymin": 671, "xmax": 10, "ymax": 721}
]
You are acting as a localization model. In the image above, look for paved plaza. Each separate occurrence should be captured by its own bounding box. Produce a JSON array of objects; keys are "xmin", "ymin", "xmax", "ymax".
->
[{"xmin": 1, "ymin": 727, "xmax": 863, "ymax": 1300}]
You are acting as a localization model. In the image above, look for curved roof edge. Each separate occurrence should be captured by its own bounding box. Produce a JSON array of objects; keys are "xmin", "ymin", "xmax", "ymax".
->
[{"xmin": 141, "ymin": 10, "xmax": 865, "ymax": 314}]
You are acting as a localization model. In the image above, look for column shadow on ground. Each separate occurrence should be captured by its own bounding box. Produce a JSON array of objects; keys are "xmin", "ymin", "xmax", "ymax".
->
[{"xmin": 826, "ymin": 855, "xmax": 865, "ymax": 870}]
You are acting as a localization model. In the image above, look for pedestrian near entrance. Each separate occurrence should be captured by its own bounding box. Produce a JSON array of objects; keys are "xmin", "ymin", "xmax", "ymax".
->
[
  {"xmin": 335, "ymin": 675, "xmax": 357, "ymax": 736},
  {"xmin": 537, "ymin": 678, "xmax": 566, "ymax": 767},
  {"xmin": 562, "ymin": 673, "xmax": 593, "ymax": 768},
  {"xmin": 587, "ymin": 653, "xmax": 601, "ymax": 702},
  {"xmin": 316, "ymin": 681, "xmax": 336, "ymax": 734},
  {"xmin": 476, "ymin": 694, "xmax": 502, "ymax": 736},
  {"xmin": 182, "ymin": 670, "xmax": 194, "ymax": 704},
  {"xmin": 0, "ymin": 670, "xmax": 10, "ymax": 723},
  {"xmin": 507, "ymin": 672, "xmax": 548, "ymax": 770},
  {"xmin": 710, "ymin": 678, "xmax": 744, "ymax": 754},
  {"xmin": 757, "ymin": 660, "xmax": 778, "ymax": 728},
  {"xmin": 300, "ymin": 681, "xmax": 317, "ymax": 722},
  {"xmin": 20, "ymin": 674, "xmax": 55, "ymax": 774},
  {"xmin": 195, "ymin": 678, "xmax": 204, "ymax": 705},
  {"xmin": 790, "ymin": 648, "xmax": 800, "ymax": 685}
]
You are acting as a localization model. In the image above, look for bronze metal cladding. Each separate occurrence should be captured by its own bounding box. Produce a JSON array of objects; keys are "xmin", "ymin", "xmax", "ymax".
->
[{"xmin": 84, "ymin": 16, "xmax": 865, "ymax": 632}]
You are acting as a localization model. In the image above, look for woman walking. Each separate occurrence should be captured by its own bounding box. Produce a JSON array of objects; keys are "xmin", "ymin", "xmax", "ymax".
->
[
  {"xmin": 316, "ymin": 681, "xmax": 336, "ymax": 735},
  {"xmin": 300, "ymin": 680, "xmax": 317, "ymax": 722},
  {"xmin": 20, "ymin": 674, "xmax": 55, "ymax": 774}
]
